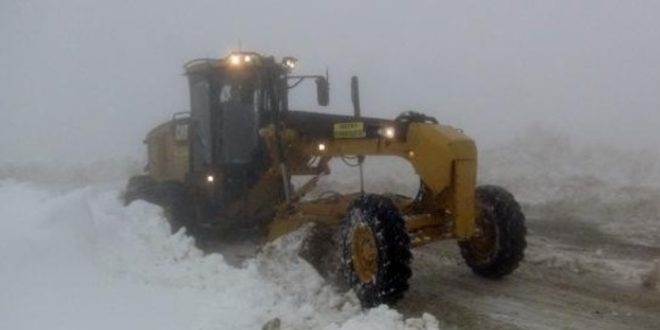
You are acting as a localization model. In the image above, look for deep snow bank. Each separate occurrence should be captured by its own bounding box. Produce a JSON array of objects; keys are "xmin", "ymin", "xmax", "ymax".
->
[
  {"xmin": 0, "ymin": 181, "xmax": 439, "ymax": 330},
  {"xmin": 479, "ymin": 127, "xmax": 660, "ymax": 201}
]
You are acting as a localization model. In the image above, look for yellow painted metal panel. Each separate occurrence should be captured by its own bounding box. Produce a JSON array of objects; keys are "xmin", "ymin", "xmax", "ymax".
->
[
  {"xmin": 145, "ymin": 121, "xmax": 189, "ymax": 182},
  {"xmin": 452, "ymin": 160, "xmax": 477, "ymax": 239}
]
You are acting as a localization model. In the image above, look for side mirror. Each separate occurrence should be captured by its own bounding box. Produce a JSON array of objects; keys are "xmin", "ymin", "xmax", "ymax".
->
[{"xmin": 315, "ymin": 77, "xmax": 329, "ymax": 106}]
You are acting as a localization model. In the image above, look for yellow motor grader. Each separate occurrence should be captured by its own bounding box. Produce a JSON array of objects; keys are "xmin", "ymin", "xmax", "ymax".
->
[{"xmin": 124, "ymin": 51, "xmax": 526, "ymax": 307}]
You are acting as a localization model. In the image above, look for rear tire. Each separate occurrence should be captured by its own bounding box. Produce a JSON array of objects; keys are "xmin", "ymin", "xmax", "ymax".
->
[
  {"xmin": 158, "ymin": 181, "xmax": 195, "ymax": 234},
  {"xmin": 458, "ymin": 185, "xmax": 526, "ymax": 278},
  {"xmin": 341, "ymin": 194, "xmax": 412, "ymax": 308},
  {"xmin": 124, "ymin": 176, "xmax": 195, "ymax": 234},
  {"xmin": 123, "ymin": 175, "xmax": 158, "ymax": 205}
]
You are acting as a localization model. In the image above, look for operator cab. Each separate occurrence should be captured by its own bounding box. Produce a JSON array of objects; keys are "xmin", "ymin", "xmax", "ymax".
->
[{"xmin": 182, "ymin": 52, "xmax": 329, "ymax": 214}]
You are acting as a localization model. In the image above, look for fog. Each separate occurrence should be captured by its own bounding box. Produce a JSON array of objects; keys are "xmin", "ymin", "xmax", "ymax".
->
[{"xmin": 2, "ymin": 0, "xmax": 660, "ymax": 163}]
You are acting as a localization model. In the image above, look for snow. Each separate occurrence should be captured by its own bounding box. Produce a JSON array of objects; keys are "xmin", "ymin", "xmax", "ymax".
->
[
  {"xmin": 0, "ymin": 180, "xmax": 439, "ymax": 330},
  {"xmin": 525, "ymin": 236, "xmax": 652, "ymax": 284},
  {"xmin": 1, "ymin": 131, "xmax": 659, "ymax": 329},
  {"xmin": 643, "ymin": 259, "xmax": 660, "ymax": 290},
  {"xmin": 475, "ymin": 132, "xmax": 660, "ymax": 294}
]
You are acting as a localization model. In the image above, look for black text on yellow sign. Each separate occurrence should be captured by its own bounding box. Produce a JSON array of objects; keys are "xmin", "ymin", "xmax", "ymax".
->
[{"xmin": 333, "ymin": 122, "xmax": 366, "ymax": 139}]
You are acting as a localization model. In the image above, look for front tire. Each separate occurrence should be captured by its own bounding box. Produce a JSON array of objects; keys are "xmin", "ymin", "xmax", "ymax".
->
[
  {"xmin": 458, "ymin": 185, "xmax": 527, "ymax": 278},
  {"xmin": 341, "ymin": 194, "xmax": 412, "ymax": 308}
]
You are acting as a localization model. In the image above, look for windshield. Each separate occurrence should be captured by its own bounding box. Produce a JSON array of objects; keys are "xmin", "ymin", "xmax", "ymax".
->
[{"xmin": 216, "ymin": 75, "xmax": 260, "ymax": 164}]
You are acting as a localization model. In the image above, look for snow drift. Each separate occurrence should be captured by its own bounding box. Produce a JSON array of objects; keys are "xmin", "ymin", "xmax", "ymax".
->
[{"xmin": 0, "ymin": 181, "xmax": 438, "ymax": 330}]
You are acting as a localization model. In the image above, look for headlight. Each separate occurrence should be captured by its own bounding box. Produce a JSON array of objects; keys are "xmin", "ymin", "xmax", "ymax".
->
[
  {"xmin": 229, "ymin": 54, "xmax": 241, "ymax": 66},
  {"xmin": 282, "ymin": 56, "xmax": 297, "ymax": 70},
  {"xmin": 379, "ymin": 126, "xmax": 396, "ymax": 139}
]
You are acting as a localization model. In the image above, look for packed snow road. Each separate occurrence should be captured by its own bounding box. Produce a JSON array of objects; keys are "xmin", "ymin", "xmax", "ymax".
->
[{"xmin": 401, "ymin": 215, "xmax": 660, "ymax": 330}]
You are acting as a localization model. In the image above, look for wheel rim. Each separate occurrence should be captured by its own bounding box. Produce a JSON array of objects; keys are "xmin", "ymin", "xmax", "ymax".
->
[
  {"xmin": 469, "ymin": 209, "xmax": 497, "ymax": 260},
  {"xmin": 351, "ymin": 224, "xmax": 378, "ymax": 283}
]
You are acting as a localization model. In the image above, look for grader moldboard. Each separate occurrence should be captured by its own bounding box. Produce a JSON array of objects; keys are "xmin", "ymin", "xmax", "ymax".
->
[{"xmin": 124, "ymin": 51, "xmax": 527, "ymax": 308}]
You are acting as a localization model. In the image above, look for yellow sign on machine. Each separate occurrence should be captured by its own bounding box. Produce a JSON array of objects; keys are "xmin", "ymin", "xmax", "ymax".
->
[{"xmin": 333, "ymin": 122, "xmax": 366, "ymax": 139}]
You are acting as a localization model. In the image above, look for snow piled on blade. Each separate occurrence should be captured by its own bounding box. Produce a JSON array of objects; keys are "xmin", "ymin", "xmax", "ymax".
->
[{"xmin": 0, "ymin": 181, "xmax": 439, "ymax": 330}]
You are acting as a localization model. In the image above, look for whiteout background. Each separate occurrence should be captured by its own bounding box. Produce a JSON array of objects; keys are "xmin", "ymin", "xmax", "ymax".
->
[
  {"xmin": 2, "ymin": 1, "xmax": 660, "ymax": 329},
  {"xmin": 2, "ymin": 1, "xmax": 660, "ymax": 163}
]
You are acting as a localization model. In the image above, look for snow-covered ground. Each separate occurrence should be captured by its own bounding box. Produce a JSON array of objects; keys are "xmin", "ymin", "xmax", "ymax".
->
[
  {"xmin": 1, "ymin": 132, "xmax": 659, "ymax": 329},
  {"xmin": 0, "ymin": 182, "xmax": 438, "ymax": 330}
]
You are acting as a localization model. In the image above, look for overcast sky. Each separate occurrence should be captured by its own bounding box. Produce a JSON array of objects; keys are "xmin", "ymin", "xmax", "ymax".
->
[{"xmin": 2, "ymin": 0, "xmax": 659, "ymax": 163}]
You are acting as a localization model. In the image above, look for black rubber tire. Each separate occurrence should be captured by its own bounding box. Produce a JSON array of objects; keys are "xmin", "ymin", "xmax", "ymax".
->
[
  {"xmin": 341, "ymin": 194, "xmax": 412, "ymax": 308},
  {"xmin": 458, "ymin": 185, "xmax": 527, "ymax": 278},
  {"xmin": 123, "ymin": 175, "xmax": 158, "ymax": 205},
  {"xmin": 124, "ymin": 176, "xmax": 195, "ymax": 234},
  {"xmin": 158, "ymin": 181, "xmax": 195, "ymax": 234}
]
